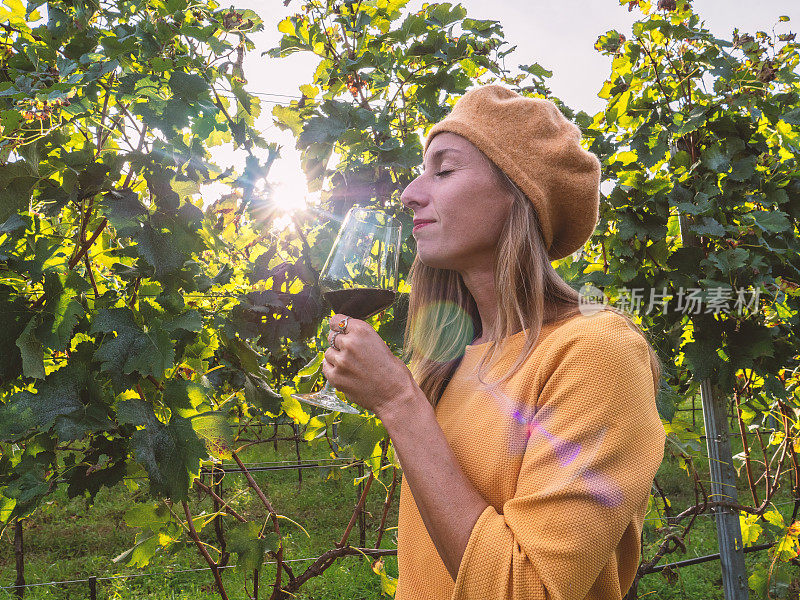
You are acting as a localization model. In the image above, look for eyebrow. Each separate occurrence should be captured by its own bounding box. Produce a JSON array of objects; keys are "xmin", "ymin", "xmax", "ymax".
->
[{"xmin": 424, "ymin": 148, "xmax": 462, "ymax": 169}]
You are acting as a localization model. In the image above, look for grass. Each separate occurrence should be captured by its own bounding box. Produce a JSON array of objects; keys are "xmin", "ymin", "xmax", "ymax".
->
[
  {"xmin": 0, "ymin": 433, "xmax": 399, "ymax": 600},
  {"xmin": 0, "ymin": 398, "xmax": 798, "ymax": 600}
]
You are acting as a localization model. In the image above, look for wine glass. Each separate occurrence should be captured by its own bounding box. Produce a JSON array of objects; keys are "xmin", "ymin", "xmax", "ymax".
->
[{"xmin": 292, "ymin": 205, "xmax": 402, "ymax": 414}]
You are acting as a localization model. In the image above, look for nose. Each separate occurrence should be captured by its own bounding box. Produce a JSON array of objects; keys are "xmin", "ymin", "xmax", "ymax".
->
[{"xmin": 400, "ymin": 174, "xmax": 429, "ymax": 212}]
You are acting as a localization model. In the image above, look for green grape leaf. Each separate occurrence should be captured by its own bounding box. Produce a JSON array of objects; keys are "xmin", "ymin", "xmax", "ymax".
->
[
  {"xmin": 134, "ymin": 222, "xmax": 186, "ymax": 278},
  {"xmin": 118, "ymin": 398, "xmax": 207, "ymax": 500},
  {"xmin": 0, "ymin": 393, "xmax": 37, "ymax": 441},
  {"xmin": 102, "ymin": 188, "xmax": 148, "ymax": 230},
  {"xmin": 15, "ymin": 317, "xmax": 45, "ymax": 379},
  {"xmin": 748, "ymin": 210, "xmax": 792, "ymax": 234},
  {"xmin": 0, "ymin": 365, "xmax": 110, "ymax": 442},
  {"xmin": 91, "ymin": 308, "xmax": 175, "ymax": 377},
  {"xmin": 298, "ymin": 113, "xmax": 348, "ymax": 147},
  {"xmin": 700, "ymin": 144, "xmax": 730, "ymax": 173},
  {"xmin": 113, "ymin": 534, "xmax": 159, "ymax": 568},
  {"xmin": 707, "ymin": 248, "xmax": 749, "ymax": 272},
  {"xmin": 337, "ymin": 413, "xmax": 387, "ymax": 462},
  {"xmin": 303, "ymin": 415, "xmax": 329, "ymax": 442},
  {"xmin": 124, "ymin": 502, "xmax": 173, "ymax": 530},
  {"xmin": 3, "ymin": 464, "xmax": 50, "ymax": 508},
  {"xmin": 689, "ymin": 217, "xmax": 725, "ymax": 238},
  {"xmin": 244, "ymin": 375, "xmax": 283, "ymax": 415},
  {"xmin": 162, "ymin": 379, "xmax": 208, "ymax": 417},
  {"xmin": 655, "ymin": 379, "xmax": 680, "ymax": 423},
  {"xmin": 297, "ymin": 351, "xmax": 324, "ymax": 377},
  {"xmin": 0, "ymin": 162, "xmax": 37, "ymax": 222},
  {"xmin": 682, "ymin": 338, "xmax": 719, "ymax": 380},
  {"xmin": 280, "ymin": 386, "xmax": 310, "ymax": 425},
  {"xmin": 162, "ymin": 310, "xmax": 203, "ymax": 334},
  {"xmin": 227, "ymin": 522, "xmax": 279, "ymax": 573},
  {"xmin": 226, "ymin": 336, "xmax": 265, "ymax": 376},
  {"xmin": 38, "ymin": 271, "xmax": 90, "ymax": 351},
  {"xmin": 169, "ymin": 71, "xmax": 210, "ymax": 101},
  {"xmin": 0, "ymin": 292, "xmax": 30, "ymax": 382},
  {"xmin": 191, "ymin": 412, "xmax": 234, "ymax": 459},
  {"xmin": 0, "ymin": 213, "xmax": 29, "ymax": 235}
]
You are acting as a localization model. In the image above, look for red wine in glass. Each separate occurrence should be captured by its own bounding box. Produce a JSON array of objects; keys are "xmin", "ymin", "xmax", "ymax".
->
[
  {"xmin": 323, "ymin": 288, "xmax": 397, "ymax": 321},
  {"xmin": 292, "ymin": 206, "xmax": 402, "ymax": 414}
]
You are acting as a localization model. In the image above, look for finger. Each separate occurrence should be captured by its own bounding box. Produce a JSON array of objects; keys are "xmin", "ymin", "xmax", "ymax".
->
[
  {"xmin": 328, "ymin": 314, "xmax": 347, "ymax": 331},
  {"xmin": 322, "ymin": 358, "xmax": 338, "ymax": 386},
  {"xmin": 334, "ymin": 332, "xmax": 348, "ymax": 352},
  {"xmin": 324, "ymin": 347, "xmax": 337, "ymax": 367},
  {"xmin": 321, "ymin": 356, "xmax": 331, "ymax": 379},
  {"xmin": 329, "ymin": 332, "xmax": 346, "ymax": 352}
]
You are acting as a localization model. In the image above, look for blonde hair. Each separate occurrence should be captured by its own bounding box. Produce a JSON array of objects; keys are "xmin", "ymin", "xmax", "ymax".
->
[{"xmin": 401, "ymin": 155, "xmax": 662, "ymax": 406}]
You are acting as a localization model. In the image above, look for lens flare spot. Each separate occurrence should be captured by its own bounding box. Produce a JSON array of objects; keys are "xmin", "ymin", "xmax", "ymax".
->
[
  {"xmin": 409, "ymin": 300, "xmax": 475, "ymax": 363},
  {"xmin": 550, "ymin": 435, "xmax": 582, "ymax": 467},
  {"xmin": 582, "ymin": 468, "xmax": 625, "ymax": 507}
]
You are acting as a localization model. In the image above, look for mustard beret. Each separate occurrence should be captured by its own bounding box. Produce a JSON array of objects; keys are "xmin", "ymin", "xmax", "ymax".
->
[{"xmin": 423, "ymin": 84, "xmax": 601, "ymax": 261}]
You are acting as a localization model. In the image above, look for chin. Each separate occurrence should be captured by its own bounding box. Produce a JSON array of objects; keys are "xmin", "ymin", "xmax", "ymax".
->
[{"xmin": 416, "ymin": 248, "xmax": 458, "ymax": 271}]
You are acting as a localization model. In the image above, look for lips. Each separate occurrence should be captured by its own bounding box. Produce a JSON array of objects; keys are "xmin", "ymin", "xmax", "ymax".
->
[{"xmin": 412, "ymin": 220, "xmax": 435, "ymax": 233}]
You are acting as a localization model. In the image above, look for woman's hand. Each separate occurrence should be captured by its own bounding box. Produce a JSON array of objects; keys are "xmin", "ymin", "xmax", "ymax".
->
[{"xmin": 322, "ymin": 313, "xmax": 418, "ymax": 417}]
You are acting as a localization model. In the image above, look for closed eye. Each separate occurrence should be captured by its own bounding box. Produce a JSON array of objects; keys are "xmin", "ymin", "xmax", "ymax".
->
[{"xmin": 435, "ymin": 170, "xmax": 453, "ymax": 177}]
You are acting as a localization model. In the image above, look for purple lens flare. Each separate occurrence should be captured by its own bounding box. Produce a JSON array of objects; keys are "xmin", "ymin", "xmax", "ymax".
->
[{"xmin": 503, "ymin": 389, "xmax": 623, "ymax": 508}]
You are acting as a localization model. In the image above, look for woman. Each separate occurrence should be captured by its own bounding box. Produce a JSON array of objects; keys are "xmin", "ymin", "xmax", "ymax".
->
[{"xmin": 321, "ymin": 85, "xmax": 666, "ymax": 600}]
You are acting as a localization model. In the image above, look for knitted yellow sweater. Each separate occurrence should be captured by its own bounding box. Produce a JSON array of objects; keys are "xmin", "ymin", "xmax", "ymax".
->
[{"xmin": 395, "ymin": 309, "xmax": 666, "ymax": 600}]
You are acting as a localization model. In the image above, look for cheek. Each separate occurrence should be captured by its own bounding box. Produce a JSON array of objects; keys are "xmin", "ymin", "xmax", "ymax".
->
[
  {"xmin": 453, "ymin": 193, "xmax": 509, "ymax": 243},
  {"xmin": 417, "ymin": 210, "xmax": 502, "ymax": 268}
]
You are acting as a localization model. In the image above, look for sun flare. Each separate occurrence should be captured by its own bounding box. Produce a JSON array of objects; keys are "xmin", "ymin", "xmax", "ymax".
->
[
  {"xmin": 201, "ymin": 161, "xmax": 322, "ymax": 232},
  {"xmin": 270, "ymin": 170, "xmax": 311, "ymax": 212}
]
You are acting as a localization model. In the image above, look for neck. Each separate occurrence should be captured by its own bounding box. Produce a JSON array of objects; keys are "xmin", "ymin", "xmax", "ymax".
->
[
  {"xmin": 459, "ymin": 262, "xmax": 507, "ymax": 344},
  {"xmin": 458, "ymin": 260, "xmax": 577, "ymax": 346}
]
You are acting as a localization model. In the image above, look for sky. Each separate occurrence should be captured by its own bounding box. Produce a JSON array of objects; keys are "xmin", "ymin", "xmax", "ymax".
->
[{"xmin": 212, "ymin": 0, "xmax": 799, "ymax": 214}]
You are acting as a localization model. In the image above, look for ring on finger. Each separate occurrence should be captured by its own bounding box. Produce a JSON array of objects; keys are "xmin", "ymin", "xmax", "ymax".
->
[
  {"xmin": 331, "ymin": 331, "xmax": 341, "ymax": 351},
  {"xmin": 337, "ymin": 316, "xmax": 350, "ymax": 334}
]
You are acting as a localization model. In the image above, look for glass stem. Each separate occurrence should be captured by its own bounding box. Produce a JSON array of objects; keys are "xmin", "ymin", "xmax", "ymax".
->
[{"xmin": 322, "ymin": 379, "xmax": 340, "ymax": 452}]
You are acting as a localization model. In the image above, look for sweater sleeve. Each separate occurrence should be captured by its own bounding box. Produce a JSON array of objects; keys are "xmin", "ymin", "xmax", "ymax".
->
[{"xmin": 451, "ymin": 314, "xmax": 666, "ymax": 600}]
